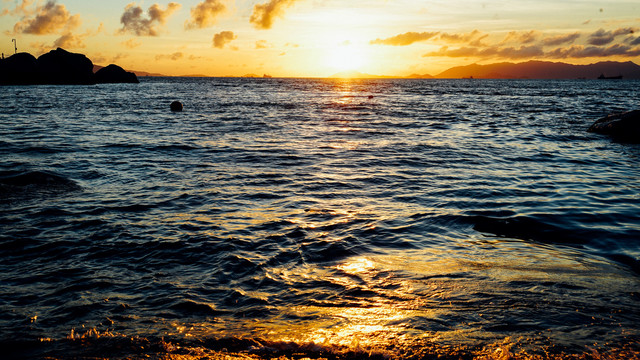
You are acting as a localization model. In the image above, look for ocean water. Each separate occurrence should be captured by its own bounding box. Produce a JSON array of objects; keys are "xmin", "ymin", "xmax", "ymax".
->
[{"xmin": 1, "ymin": 78, "xmax": 639, "ymax": 359}]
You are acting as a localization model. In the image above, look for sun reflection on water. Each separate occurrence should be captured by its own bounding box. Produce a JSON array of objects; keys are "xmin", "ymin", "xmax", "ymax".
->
[{"xmin": 336, "ymin": 257, "xmax": 376, "ymax": 274}]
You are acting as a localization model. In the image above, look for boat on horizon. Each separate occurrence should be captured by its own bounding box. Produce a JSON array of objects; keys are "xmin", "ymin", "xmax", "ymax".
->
[{"xmin": 598, "ymin": 73, "xmax": 623, "ymax": 79}]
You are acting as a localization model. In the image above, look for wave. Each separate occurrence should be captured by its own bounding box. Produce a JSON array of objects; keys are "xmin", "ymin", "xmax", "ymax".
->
[
  {"xmin": 0, "ymin": 170, "xmax": 81, "ymax": 203},
  {"xmin": 3, "ymin": 331, "xmax": 639, "ymax": 360},
  {"xmin": 470, "ymin": 213, "xmax": 640, "ymax": 273}
]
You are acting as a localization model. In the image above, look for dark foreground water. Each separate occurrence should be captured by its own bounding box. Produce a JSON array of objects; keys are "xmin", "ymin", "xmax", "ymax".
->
[{"xmin": 1, "ymin": 78, "xmax": 640, "ymax": 359}]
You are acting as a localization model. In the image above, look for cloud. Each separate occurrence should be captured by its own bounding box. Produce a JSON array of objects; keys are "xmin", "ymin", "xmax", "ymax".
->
[
  {"xmin": 91, "ymin": 53, "xmax": 129, "ymax": 65},
  {"xmin": 213, "ymin": 30, "xmax": 237, "ymax": 49},
  {"xmin": 439, "ymin": 30, "xmax": 485, "ymax": 44},
  {"xmin": 9, "ymin": 1, "xmax": 105, "ymax": 53},
  {"xmin": 121, "ymin": 38, "xmax": 142, "ymax": 49},
  {"xmin": 546, "ymin": 44, "xmax": 640, "ymax": 58},
  {"xmin": 1, "ymin": 0, "xmax": 36, "ymax": 16},
  {"xmin": 370, "ymin": 30, "xmax": 485, "ymax": 46},
  {"xmin": 542, "ymin": 33, "xmax": 581, "ymax": 46},
  {"xmin": 250, "ymin": 0, "xmax": 297, "ymax": 30},
  {"xmin": 418, "ymin": 26, "xmax": 640, "ymax": 61},
  {"xmin": 370, "ymin": 31, "xmax": 439, "ymax": 46},
  {"xmin": 426, "ymin": 45, "xmax": 544, "ymax": 59},
  {"xmin": 155, "ymin": 51, "xmax": 184, "ymax": 60},
  {"xmin": 27, "ymin": 22, "xmax": 103, "ymax": 54},
  {"xmin": 185, "ymin": 0, "xmax": 225, "ymax": 30},
  {"xmin": 588, "ymin": 27, "xmax": 636, "ymax": 46},
  {"xmin": 53, "ymin": 32, "xmax": 85, "ymax": 48},
  {"xmin": 119, "ymin": 2, "xmax": 181, "ymax": 36},
  {"xmin": 255, "ymin": 40, "xmax": 270, "ymax": 49},
  {"xmin": 427, "ymin": 42, "xmax": 640, "ymax": 60},
  {"xmin": 500, "ymin": 30, "xmax": 540, "ymax": 44},
  {"xmin": 12, "ymin": 0, "xmax": 80, "ymax": 35}
]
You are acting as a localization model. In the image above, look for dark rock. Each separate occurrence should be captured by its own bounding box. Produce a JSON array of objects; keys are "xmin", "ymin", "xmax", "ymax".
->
[
  {"xmin": 37, "ymin": 48, "xmax": 95, "ymax": 84},
  {"xmin": 588, "ymin": 110, "xmax": 640, "ymax": 142},
  {"xmin": 0, "ymin": 53, "xmax": 40, "ymax": 85},
  {"xmin": 0, "ymin": 48, "xmax": 138, "ymax": 85},
  {"xmin": 170, "ymin": 101, "xmax": 183, "ymax": 112},
  {"xmin": 95, "ymin": 64, "xmax": 139, "ymax": 84}
]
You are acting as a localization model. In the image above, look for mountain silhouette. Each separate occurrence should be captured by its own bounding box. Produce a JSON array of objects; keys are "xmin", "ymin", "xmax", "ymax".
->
[{"xmin": 434, "ymin": 60, "xmax": 640, "ymax": 79}]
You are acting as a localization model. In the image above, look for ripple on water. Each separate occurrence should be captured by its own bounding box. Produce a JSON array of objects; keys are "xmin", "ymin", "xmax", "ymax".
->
[{"xmin": 1, "ymin": 78, "xmax": 640, "ymax": 358}]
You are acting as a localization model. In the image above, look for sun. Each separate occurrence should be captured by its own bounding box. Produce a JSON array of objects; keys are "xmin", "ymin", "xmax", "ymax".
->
[{"xmin": 325, "ymin": 42, "xmax": 367, "ymax": 73}]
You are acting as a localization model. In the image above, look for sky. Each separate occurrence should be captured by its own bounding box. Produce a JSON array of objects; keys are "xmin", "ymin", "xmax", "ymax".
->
[{"xmin": 1, "ymin": 0, "xmax": 640, "ymax": 77}]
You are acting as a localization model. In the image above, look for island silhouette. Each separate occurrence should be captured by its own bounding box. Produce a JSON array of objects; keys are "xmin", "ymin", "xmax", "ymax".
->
[{"xmin": 0, "ymin": 48, "xmax": 138, "ymax": 85}]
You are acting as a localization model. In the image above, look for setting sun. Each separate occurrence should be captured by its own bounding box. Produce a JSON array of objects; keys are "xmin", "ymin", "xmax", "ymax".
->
[{"xmin": 325, "ymin": 42, "xmax": 367, "ymax": 73}]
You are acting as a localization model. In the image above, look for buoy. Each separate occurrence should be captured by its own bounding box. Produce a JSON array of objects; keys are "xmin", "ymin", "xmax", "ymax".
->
[{"xmin": 170, "ymin": 101, "xmax": 183, "ymax": 112}]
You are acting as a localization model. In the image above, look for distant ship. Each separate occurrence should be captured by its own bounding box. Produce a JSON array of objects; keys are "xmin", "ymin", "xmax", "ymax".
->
[{"xmin": 598, "ymin": 73, "xmax": 623, "ymax": 79}]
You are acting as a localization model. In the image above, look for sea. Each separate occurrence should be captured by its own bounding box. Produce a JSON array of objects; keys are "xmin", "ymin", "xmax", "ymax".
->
[{"xmin": 1, "ymin": 77, "xmax": 639, "ymax": 359}]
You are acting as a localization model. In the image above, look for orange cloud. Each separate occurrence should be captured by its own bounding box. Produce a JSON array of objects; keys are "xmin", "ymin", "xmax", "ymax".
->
[
  {"xmin": 371, "ymin": 30, "xmax": 485, "ymax": 46},
  {"xmin": 427, "ymin": 42, "xmax": 640, "ymax": 60},
  {"xmin": 119, "ymin": 2, "xmax": 181, "ymax": 36},
  {"xmin": 414, "ymin": 26, "xmax": 639, "ymax": 61},
  {"xmin": 91, "ymin": 53, "xmax": 130, "ymax": 65},
  {"xmin": 12, "ymin": 0, "xmax": 80, "ymax": 35},
  {"xmin": 439, "ymin": 30, "xmax": 485, "ymax": 44},
  {"xmin": 427, "ymin": 45, "xmax": 544, "ymax": 59},
  {"xmin": 28, "ymin": 22, "xmax": 103, "ymax": 54},
  {"xmin": 255, "ymin": 40, "xmax": 271, "ymax": 49},
  {"xmin": 500, "ymin": 30, "xmax": 540, "ymax": 45},
  {"xmin": 546, "ymin": 44, "xmax": 640, "ymax": 58},
  {"xmin": 1, "ymin": 0, "xmax": 35, "ymax": 16},
  {"xmin": 213, "ymin": 30, "xmax": 237, "ymax": 49},
  {"xmin": 588, "ymin": 27, "xmax": 637, "ymax": 46},
  {"xmin": 121, "ymin": 38, "xmax": 142, "ymax": 49},
  {"xmin": 542, "ymin": 33, "xmax": 581, "ymax": 46},
  {"xmin": 250, "ymin": 0, "xmax": 297, "ymax": 30},
  {"xmin": 155, "ymin": 52, "xmax": 184, "ymax": 60},
  {"xmin": 370, "ymin": 31, "xmax": 439, "ymax": 46},
  {"xmin": 53, "ymin": 32, "xmax": 85, "ymax": 48},
  {"xmin": 185, "ymin": 0, "xmax": 226, "ymax": 30}
]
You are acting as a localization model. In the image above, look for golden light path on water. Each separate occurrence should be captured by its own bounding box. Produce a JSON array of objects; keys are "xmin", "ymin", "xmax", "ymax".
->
[
  {"xmin": 157, "ymin": 226, "xmax": 637, "ymax": 357},
  {"xmin": 148, "ymin": 244, "xmax": 639, "ymax": 359}
]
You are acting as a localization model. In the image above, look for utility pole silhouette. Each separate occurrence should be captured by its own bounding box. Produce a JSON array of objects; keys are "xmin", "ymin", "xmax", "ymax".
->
[{"xmin": 12, "ymin": 39, "xmax": 17, "ymax": 54}]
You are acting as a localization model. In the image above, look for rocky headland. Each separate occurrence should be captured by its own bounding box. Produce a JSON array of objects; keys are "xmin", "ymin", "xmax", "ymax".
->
[{"xmin": 0, "ymin": 48, "xmax": 138, "ymax": 85}]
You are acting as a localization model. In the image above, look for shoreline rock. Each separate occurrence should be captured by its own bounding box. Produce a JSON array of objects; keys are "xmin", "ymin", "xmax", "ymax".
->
[
  {"xmin": 0, "ymin": 48, "xmax": 138, "ymax": 85},
  {"xmin": 95, "ymin": 64, "xmax": 139, "ymax": 84},
  {"xmin": 588, "ymin": 110, "xmax": 640, "ymax": 142}
]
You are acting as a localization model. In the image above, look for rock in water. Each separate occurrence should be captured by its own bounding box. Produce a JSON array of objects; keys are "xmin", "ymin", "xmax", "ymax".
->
[
  {"xmin": 37, "ymin": 48, "xmax": 95, "ymax": 85},
  {"xmin": 171, "ymin": 101, "xmax": 183, "ymax": 112},
  {"xmin": 95, "ymin": 64, "xmax": 139, "ymax": 84},
  {"xmin": 588, "ymin": 110, "xmax": 640, "ymax": 142}
]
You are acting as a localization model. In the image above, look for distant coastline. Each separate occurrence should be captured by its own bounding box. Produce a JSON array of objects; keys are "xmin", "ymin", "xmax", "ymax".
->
[
  {"xmin": 328, "ymin": 61, "xmax": 640, "ymax": 79},
  {"xmin": 139, "ymin": 60, "xmax": 640, "ymax": 80}
]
